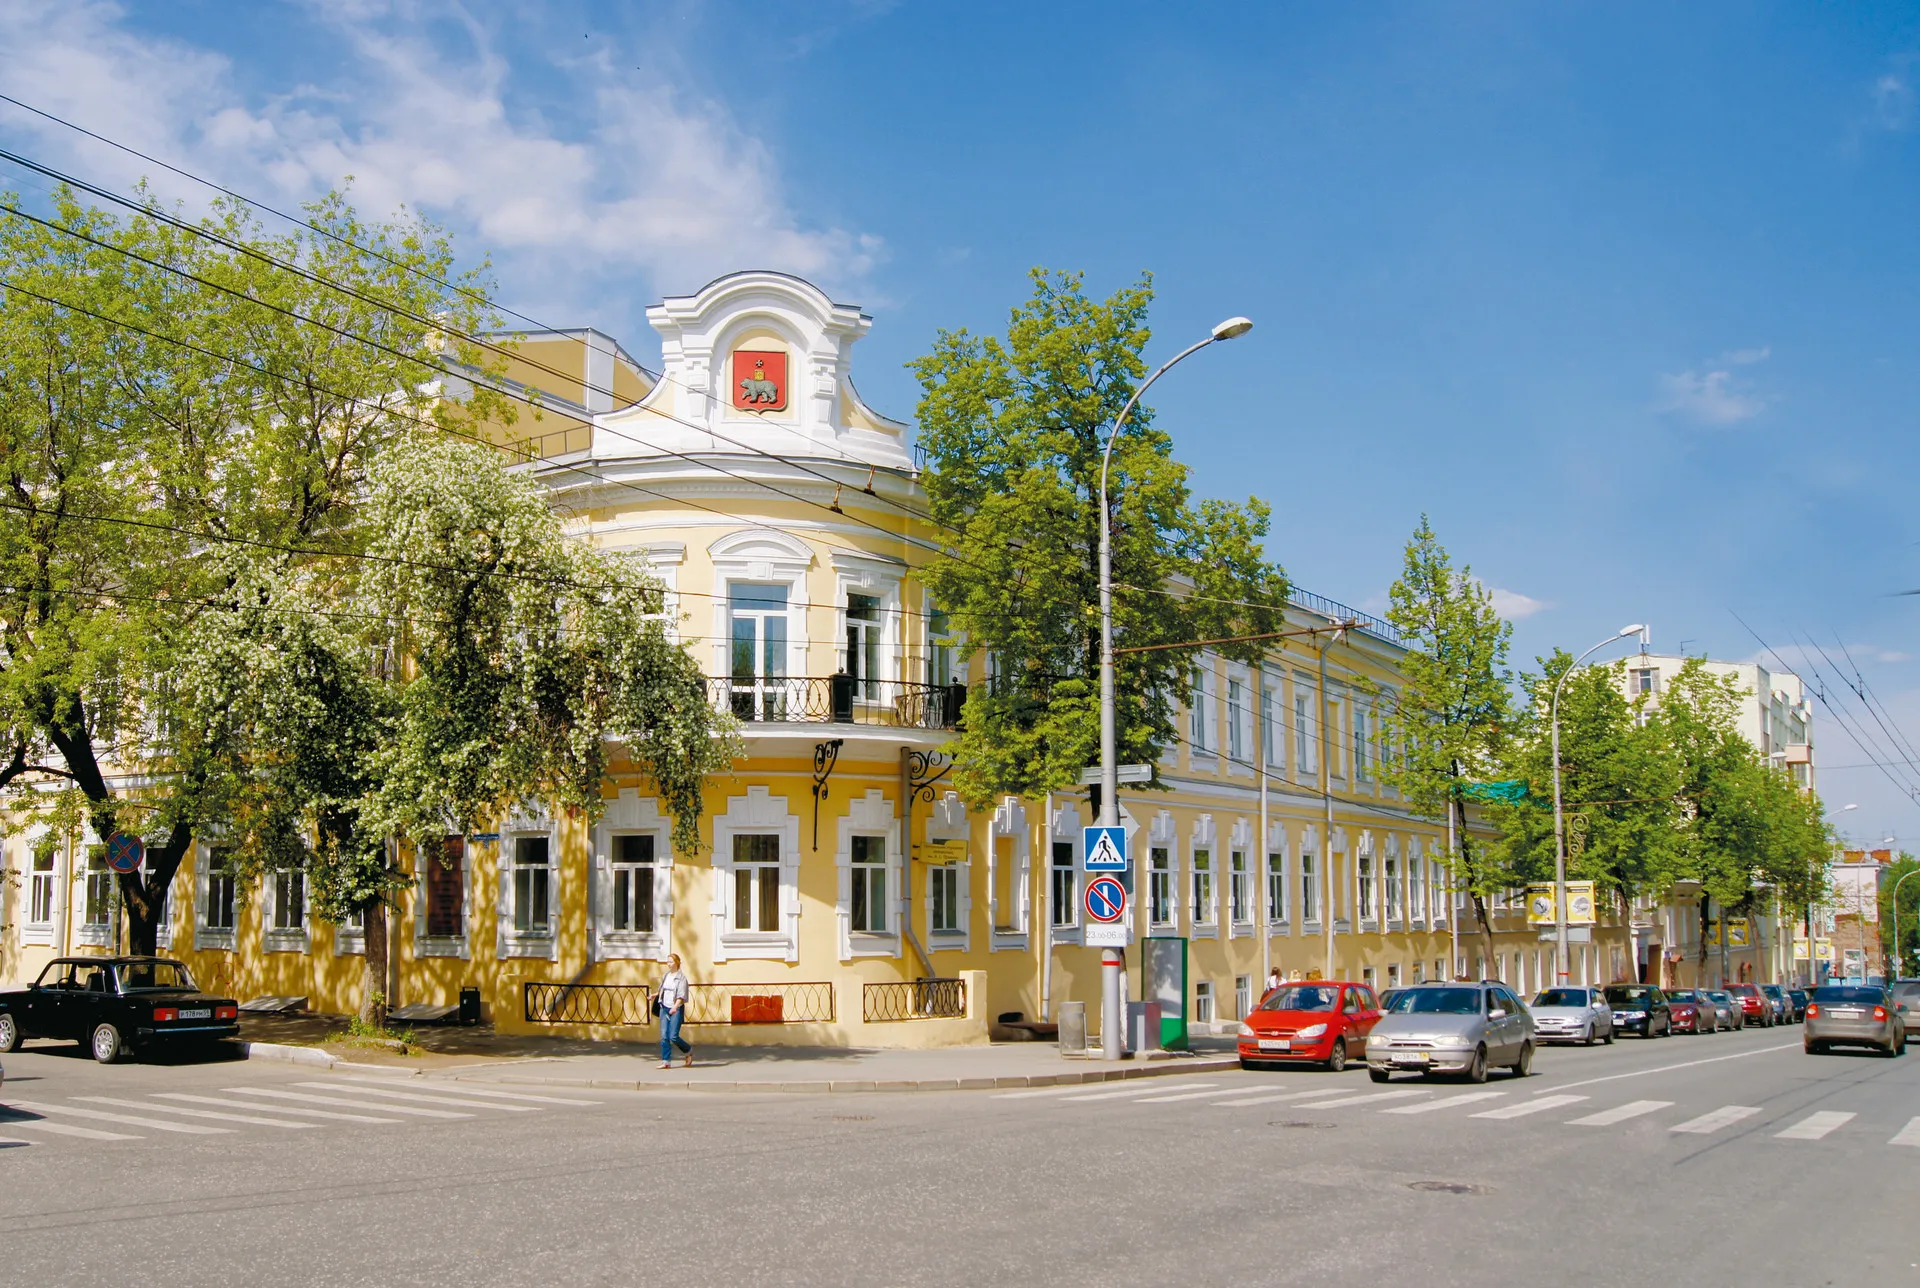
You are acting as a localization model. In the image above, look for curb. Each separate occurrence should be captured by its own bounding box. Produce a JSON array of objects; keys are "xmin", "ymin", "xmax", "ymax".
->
[
  {"xmin": 243, "ymin": 1041, "xmax": 338, "ymax": 1069},
  {"xmin": 442, "ymin": 1053, "xmax": 1239, "ymax": 1095}
]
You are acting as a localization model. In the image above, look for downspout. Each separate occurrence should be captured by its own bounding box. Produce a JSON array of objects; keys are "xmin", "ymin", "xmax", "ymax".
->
[
  {"xmin": 1041, "ymin": 792, "xmax": 1053, "ymax": 1022},
  {"xmin": 1257, "ymin": 664, "xmax": 1270, "ymax": 992},
  {"xmin": 898, "ymin": 749, "xmax": 934, "ymax": 977},
  {"xmin": 1319, "ymin": 632, "xmax": 1336, "ymax": 982},
  {"xmin": 1446, "ymin": 798, "xmax": 1459, "ymax": 978}
]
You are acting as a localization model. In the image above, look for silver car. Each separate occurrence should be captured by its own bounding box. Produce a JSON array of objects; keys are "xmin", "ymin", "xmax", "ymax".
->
[
  {"xmin": 1705, "ymin": 989, "xmax": 1744, "ymax": 1030},
  {"xmin": 1366, "ymin": 981, "xmax": 1535, "ymax": 1083},
  {"xmin": 1805, "ymin": 984, "xmax": 1907, "ymax": 1056},
  {"xmin": 1529, "ymin": 986, "xmax": 1614, "ymax": 1045}
]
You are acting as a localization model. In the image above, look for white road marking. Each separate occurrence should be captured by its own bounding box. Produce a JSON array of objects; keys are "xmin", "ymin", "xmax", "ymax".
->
[
  {"xmin": 1775, "ymin": 1111, "xmax": 1855, "ymax": 1141},
  {"xmin": 1670, "ymin": 1105, "xmax": 1762, "ymax": 1135},
  {"xmin": 1542, "ymin": 1041, "xmax": 1800, "ymax": 1094},
  {"xmin": 1210, "ymin": 1092, "xmax": 1305, "ymax": 1107},
  {"xmin": 76, "ymin": 1097, "xmax": 316, "ymax": 1129},
  {"xmin": 155, "ymin": 1093, "xmax": 402, "ymax": 1124},
  {"xmin": 1129, "ymin": 1088, "xmax": 1262, "ymax": 1104},
  {"xmin": 991, "ymin": 1085, "xmax": 1113, "ymax": 1100},
  {"xmin": 0, "ymin": 1118, "xmax": 137, "ymax": 1141},
  {"xmin": 227, "ymin": 1088, "xmax": 470, "ymax": 1119},
  {"xmin": 1063, "ymin": 1083, "xmax": 1219, "ymax": 1102},
  {"xmin": 1381, "ymin": 1091, "xmax": 1508, "ymax": 1115},
  {"xmin": 1567, "ymin": 1099, "xmax": 1673, "ymax": 1127},
  {"xmin": 1472, "ymin": 1094, "xmax": 1589, "ymax": 1120},
  {"xmin": 3, "ymin": 1099, "xmax": 230, "ymax": 1134},
  {"xmin": 350, "ymin": 1078, "xmax": 599, "ymax": 1107},
  {"xmin": 1284, "ymin": 1088, "xmax": 1430, "ymax": 1109},
  {"xmin": 1888, "ymin": 1117, "xmax": 1920, "ymax": 1147},
  {"xmin": 0, "ymin": 1135, "xmax": 32, "ymax": 1147},
  {"xmin": 295, "ymin": 1081, "xmax": 541, "ymax": 1112}
]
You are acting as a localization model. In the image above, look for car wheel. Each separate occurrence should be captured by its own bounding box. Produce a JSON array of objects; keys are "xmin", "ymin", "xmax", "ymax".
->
[
  {"xmin": 1369, "ymin": 1067, "xmax": 1391, "ymax": 1084},
  {"xmin": 1584, "ymin": 1026, "xmax": 1598, "ymax": 1047},
  {"xmin": 1326, "ymin": 1039, "xmax": 1348, "ymax": 1073},
  {"xmin": 1239, "ymin": 1057, "xmax": 1263, "ymax": 1072},
  {"xmin": 1465, "ymin": 1045, "xmax": 1488, "ymax": 1084},
  {"xmin": 0, "ymin": 1012, "xmax": 19, "ymax": 1053},
  {"xmin": 1511, "ymin": 1041, "xmax": 1534, "ymax": 1078},
  {"xmin": 1602, "ymin": 1026, "xmax": 1614, "ymax": 1045},
  {"xmin": 90, "ymin": 1022, "xmax": 124, "ymax": 1064}
]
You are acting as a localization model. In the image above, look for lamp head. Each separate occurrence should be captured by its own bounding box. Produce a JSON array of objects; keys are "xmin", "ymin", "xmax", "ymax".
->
[
  {"xmin": 1211, "ymin": 316, "xmax": 1254, "ymax": 342},
  {"xmin": 1619, "ymin": 623, "xmax": 1646, "ymax": 638}
]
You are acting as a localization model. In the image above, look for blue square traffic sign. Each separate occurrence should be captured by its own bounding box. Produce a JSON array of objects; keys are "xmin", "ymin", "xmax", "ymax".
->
[{"xmin": 1083, "ymin": 825, "xmax": 1128, "ymax": 872}]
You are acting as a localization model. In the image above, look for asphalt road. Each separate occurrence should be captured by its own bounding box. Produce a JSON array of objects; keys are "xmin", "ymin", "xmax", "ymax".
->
[{"xmin": 1, "ymin": 1023, "xmax": 1912, "ymax": 1287}]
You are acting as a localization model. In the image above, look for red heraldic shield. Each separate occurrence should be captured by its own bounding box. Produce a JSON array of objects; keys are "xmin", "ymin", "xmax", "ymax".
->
[{"xmin": 732, "ymin": 350, "xmax": 788, "ymax": 411}]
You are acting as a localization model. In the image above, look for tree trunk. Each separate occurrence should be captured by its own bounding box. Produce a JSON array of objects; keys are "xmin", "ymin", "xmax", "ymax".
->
[{"xmin": 361, "ymin": 901, "xmax": 389, "ymax": 1028}]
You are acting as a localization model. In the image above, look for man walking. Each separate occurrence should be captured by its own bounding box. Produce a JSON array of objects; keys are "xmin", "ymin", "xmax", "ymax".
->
[{"xmin": 658, "ymin": 954, "xmax": 693, "ymax": 1070}]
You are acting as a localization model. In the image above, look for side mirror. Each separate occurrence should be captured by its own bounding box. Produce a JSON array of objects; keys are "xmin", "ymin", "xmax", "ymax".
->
[{"xmin": 1489, "ymin": 1008, "xmax": 1507, "ymax": 1019}]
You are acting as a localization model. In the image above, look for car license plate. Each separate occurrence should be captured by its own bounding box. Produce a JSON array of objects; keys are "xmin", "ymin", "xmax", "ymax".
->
[
  {"xmin": 1258, "ymin": 1039, "xmax": 1291, "ymax": 1051},
  {"xmin": 177, "ymin": 1008, "xmax": 212, "ymax": 1020},
  {"xmin": 1393, "ymin": 1052, "xmax": 1428, "ymax": 1065},
  {"xmin": 1830, "ymin": 1008, "xmax": 1862, "ymax": 1018}
]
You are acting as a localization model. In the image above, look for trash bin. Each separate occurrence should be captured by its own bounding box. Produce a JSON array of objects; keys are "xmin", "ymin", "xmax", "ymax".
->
[
  {"xmin": 1057, "ymin": 1000, "xmax": 1088, "ymax": 1055},
  {"xmin": 458, "ymin": 985, "xmax": 482, "ymax": 1026}
]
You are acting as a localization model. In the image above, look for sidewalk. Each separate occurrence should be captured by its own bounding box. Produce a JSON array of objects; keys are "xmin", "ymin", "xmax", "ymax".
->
[{"xmin": 238, "ymin": 1013, "xmax": 1241, "ymax": 1092}]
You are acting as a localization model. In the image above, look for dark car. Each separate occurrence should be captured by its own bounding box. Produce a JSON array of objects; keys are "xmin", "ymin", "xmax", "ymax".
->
[
  {"xmin": 1761, "ymin": 984, "xmax": 1793, "ymax": 1024},
  {"xmin": 1603, "ymin": 983, "xmax": 1672, "ymax": 1037},
  {"xmin": 0, "ymin": 957, "xmax": 239, "ymax": 1063},
  {"xmin": 1787, "ymin": 989, "xmax": 1809, "ymax": 1022}
]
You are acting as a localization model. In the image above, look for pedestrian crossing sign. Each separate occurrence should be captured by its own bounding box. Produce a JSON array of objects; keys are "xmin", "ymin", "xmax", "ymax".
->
[{"xmin": 1083, "ymin": 825, "xmax": 1128, "ymax": 872}]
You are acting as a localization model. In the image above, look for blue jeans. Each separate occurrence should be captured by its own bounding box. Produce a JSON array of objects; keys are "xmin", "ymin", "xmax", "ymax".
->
[{"xmin": 660, "ymin": 1007, "xmax": 690, "ymax": 1062}]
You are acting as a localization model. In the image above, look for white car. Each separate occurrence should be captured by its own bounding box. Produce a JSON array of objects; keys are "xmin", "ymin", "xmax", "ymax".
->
[{"xmin": 1529, "ymin": 986, "xmax": 1614, "ymax": 1045}]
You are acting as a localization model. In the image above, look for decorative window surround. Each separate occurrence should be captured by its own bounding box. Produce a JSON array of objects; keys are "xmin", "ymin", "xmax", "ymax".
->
[
  {"xmin": 1188, "ymin": 657, "xmax": 1218, "ymax": 768},
  {"xmin": 498, "ymin": 803, "xmax": 559, "ymax": 962},
  {"xmin": 333, "ymin": 909, "xmax": 366, "ymax": 958},
  {"xmin": 1225, "ymin": 662, "xmax": 1254, "ymax": 778},
  {"xmin": 1148, "ymin": 809, "xmax": 1179, "ymax": 931},
  {"xmin": 707, "ymin": 529, "xmax": 813, "ymax": 684},
  {"xmin": 988, "ymin": 796, "xmax": 1030, "ymax": 951},
  {"xmin": 416, "ymin": 834, "xmax": 472, "ymax": 961},
  {"xmin": 153, "ymin": 868, "xmax": 177, "ymax": 951},
  {"xmin": 592, "ymin": 790, "xmax": 673, "ymax": 963},
  {"xmin": 1331, "ymin": 827, "xmax": 1352, "ymax": 935},
  {"xmin": 1384, "ymin": 834, "xmax": 1403, "ymax": 931},
  {"xmin": 1189, "ymin": 813, "xmax": 1219, "ymax": 939},
  {"xmin": 73, "ymin": 830, "xmax": 112, "ymax": 949},
  {"xmin": 924, "ymin": 791, "xmax": 972, "ymax": 954},
  {"xmin": 836, "ymin": 789, "xmax": 902, "ymax": 961},
  {"xmin": 195, "ymin": 840, "xmax": 238, "ymax": 953},
  {"xmin": 1226, "ymin": 816, "xmax": 1254, "ymax": 938},
  {"xmin": 1408, "ymin": 836, "xmax": 1426, "ymax": 927},
  {"xmin": 1300, "ymin": 824, "xmax": 1320, "ymax": 930},
  {"xmin": 626, "ymin": 543, "xmax": 686, "ymax": 643},
  {"xmin": 21, "ymin": 826, "xmax": 58, "ymax": 947},
  {"xmin": 1356, "ymin": 830, "xmax": 1378, "ymax": 933},
  {"xmin": 712, "ymin": 786, "xmax": 801, "ymax": 963},
  {"xmin": 262, "ymin": 867, "xmax": 311, "ymax": 955},
  {"xmin": 832, "ymin": 552, "xmax": 907, "ymax": 694},
  {"xmin": 1048, "ymin": 800, "xmax": 1084, "ymax": 948},
  {"xmin": 1266, "ymin": 818, "xmax": 1289, "ymax": 935}
]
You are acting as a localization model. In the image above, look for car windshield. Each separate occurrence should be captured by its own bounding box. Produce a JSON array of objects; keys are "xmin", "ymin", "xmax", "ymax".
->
[
  {"xmin": 1893, "ymin": 983, "xmax": 1920, "ymax": 1000},
  {"xmin": 1533, "ymin": 989, "xmax": 1591, "ymax": 1007},
  {"xmin": 1812, "ymin": 986, "xmax": 1885, "ymax": 1004},
  {"xmin": 1258, "ymin": 985, "xmax": 1341, "ymax": 1013},
  {"xmin": 1605, "ymin": 986, "xmax": 1652, "ymax": 1004},
  {"xmin": 1669, "ymin": 991, "xmax": 1699, "ymax": 1002},
  {"xmin": 118, "ymin": 961, "xmax": 194, "ymax": 992},
  {"xmin": 1386, "ymin": 987, "xmax": 1481, "ymax": 1015}
]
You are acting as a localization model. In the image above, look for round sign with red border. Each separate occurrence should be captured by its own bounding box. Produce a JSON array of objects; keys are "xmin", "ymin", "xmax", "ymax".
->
[
  {"xmin": 1084, "ymin": 875, "xmax": 1127, "ymax": 923},
  {"xmin": 106, "ymin": 831, "xmax": 144, "ymax": 873}
]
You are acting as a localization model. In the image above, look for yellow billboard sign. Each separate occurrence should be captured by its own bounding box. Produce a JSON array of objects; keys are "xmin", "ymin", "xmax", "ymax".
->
[
  {"xmin": 1527, "ymin": 881, "xmax": 1597, "ymax": 925},
  {"xmin": 1526, "ymin": 885, "xmax": 1556, "ymax": 925},
  {"xmin": 1727, "ymin": 917, "xmax": 1750, "ymax": 948}
]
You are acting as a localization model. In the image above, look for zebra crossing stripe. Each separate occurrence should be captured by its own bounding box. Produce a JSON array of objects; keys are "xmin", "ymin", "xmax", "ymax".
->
[
  {"xmin": 1287, "ymin": 1089, "xmax": 1429, "ymax": 1109},
  {"xmin": 1670, "ymin": 1106, "xmax": 1761, "ymax": 1135},
  {"xmin": 1471, "ymin": 1094, "xmax": 1588, "ymax": 1120},
  {"xmin": 228, "ymin": 1088, "xmax": 471, "ymax": 1119},
  {"xmin": 0, "ymin": 1118, "xmax": 137, "ymax": 1141},
  {"xmin": 1567, "ymin": 1099, "xmax": 1672, "ymax": 1127},
  {"xmin": 1210, "ymin": 1092, "xmax": 1305, "ymax": 1107},
  {"xmin": 1775, "ymin": 1111, "xmax": 1855, "ymax": 1141},
  {"xmin": 342, "ymin": 1077, "xmax": 599, "ymax": 1107},
  {"xmin": 1888, "ymin": 1117, "xmax": 1920, "ymax": 1147},
  {"xmin": 156, "ymin": 1093, "xmax": 402, "ymax": 1124},
  {"xmin": 1064, "ymin": 1083, "xmax": 1219, "ymax": 1102},
  {"xmin": 295, "ymin": 1081, "xmax": 541, "ymax": 1112},
  {"xmin": 1381, "ymin": 1091, "xmax": 1507, "ymax": 1115},
  {"xmin": 76, "ymin": 1097, "xmax": 316, "ymax": 1129},
  {"xmin": 1130, "ymin": 1088, "xmax": 1261, "ymax": 1104},
  {"xmin": 3, "ymin": 1099, "xmax": 230, "ymax": 1134},
  {"xmin": 992, "ymin": 1085, "xmax": 1109, "ymax": 1100}
]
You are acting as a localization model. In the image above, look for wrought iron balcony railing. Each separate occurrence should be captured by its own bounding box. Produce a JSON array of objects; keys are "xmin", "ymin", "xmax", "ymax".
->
[{"xmin": 707, "ymin": 676, "xmax": 966, "ymax": 731}]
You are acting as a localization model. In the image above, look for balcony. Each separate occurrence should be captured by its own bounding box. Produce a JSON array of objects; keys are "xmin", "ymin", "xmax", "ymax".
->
[{"xmin": 707, "ymin": 676, "xmax": 966, "ymax": 731}]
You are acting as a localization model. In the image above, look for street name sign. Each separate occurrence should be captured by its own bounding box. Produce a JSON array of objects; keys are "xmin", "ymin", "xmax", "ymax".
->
[
  {"xmin": 1085, "ymin": 876, "xmax": 1127, "ymax": 923},
  {"xmin": 1079, "ymin": 764, "xmax": 1152, "ymax": 785},
  {"xmin": 1083, "ymin": 825, "xmax": 1128, "ymax": 872}
]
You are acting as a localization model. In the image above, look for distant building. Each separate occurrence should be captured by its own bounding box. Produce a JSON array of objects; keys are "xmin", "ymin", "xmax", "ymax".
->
[
  {"xmin": 1620, "ymin": 652, "xmax": 1815, "ymax": 792},
  {"xmin": 1827, "ymin": 848, "xmax": 1895, "ymax": 982}
]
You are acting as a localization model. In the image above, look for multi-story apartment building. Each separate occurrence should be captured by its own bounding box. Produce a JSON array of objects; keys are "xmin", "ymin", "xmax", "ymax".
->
[{"xmin": 0, "ymin": 272, "xmax": 1634, "ymax": 1046}]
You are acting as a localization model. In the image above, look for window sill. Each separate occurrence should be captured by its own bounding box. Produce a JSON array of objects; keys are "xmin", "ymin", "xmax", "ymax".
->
[
  {"xmin": 597, "ymin": 930, "xmax": 663, "ymax": 961},
  {"xmin": 417, "ymin": 934, "xmax": 471, "ymax": 960},
  {"xmin": 928, "ymin": 932, "xmax": 968, "ymax": 953},
  {"xmin": 847, "ymin": 930, "xmax": 900, "ymax": 959},
  {"xmin": 1267, "ymin": 922, "xmax": 1291, "ymax": 936},
  {"xmin": 989, "ymin": 929, "xmax": 1030, "ymax": 952},
  {"xmin": 264, "ymin": 930, "xmax": 311, "ymax": 955},
  {"xmin": 1192, "ymin": 923, "xmax": 1218, "ymax": 940},
  {"xmin": 333, "ymin": 931, "xmax": 366, "ymax": 957},
  {"xmin": 502, "ymin": 932, "xmax": 557, "ymax": 960},
  {"xmin": 75, "ymin": 924, "xmax": 112, "ymax": 946},
  {"xmin": 1229, "ymin": 920, "xmax": 1255, "ymax": 937},
  {"xmin": 1302, "ymin": 921, "xmax": 1323, "ymax": 935},
  {"xmin": 719, "ymin": 930, "xmax": 796, "ymax": 961},
  {"xmin": 1335, "ymin": 919, "xmax": 1352, "ymax": 934},
  {"xmin": 195, "ymin": 929, "xmax": 236, "ymax": 952},
  {"xmin": 1048, "ymin": 924, "xmax": 1082, "ymax": 948},
  {"xmin": 21, "ymin": 925, "xmax": 55, "ymax": 946}
]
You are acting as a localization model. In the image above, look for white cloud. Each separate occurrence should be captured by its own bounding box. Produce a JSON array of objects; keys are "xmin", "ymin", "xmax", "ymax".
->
[
  {"xmin": 1872, "ymin": 73, "xmax": 1914, "ymax": 131},
  {"xmin": 1483, "ymin": 586, "xmax": 1551, "ymax": 621},
  {"xmin": 1722, "ymin": 345, "xmax": 1770, "ymax": 366},
  {"xmin": 1654, "ymin": 367, "xmax": 1766, "ymax": 426},
  {"xmin": 0, "ymin": 0, "xmax": 882, "ymax": 321}
]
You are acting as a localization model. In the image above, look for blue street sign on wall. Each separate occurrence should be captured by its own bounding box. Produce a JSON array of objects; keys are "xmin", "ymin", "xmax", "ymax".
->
[{"xmin": 1083, "ymin": 825, "xmax": 1128, "ymax": 872}]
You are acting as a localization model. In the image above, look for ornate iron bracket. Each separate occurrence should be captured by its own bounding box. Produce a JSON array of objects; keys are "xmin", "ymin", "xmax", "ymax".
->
[
  {"xmin": 905, "ymin": 748, "xmax": 954, "ymax": 805},
  {"xmin": 810, "ymin": 739, "xmax": 844, "ymax": 851}
]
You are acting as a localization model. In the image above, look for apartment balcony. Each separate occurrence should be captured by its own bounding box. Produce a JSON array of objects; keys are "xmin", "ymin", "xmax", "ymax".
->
[{"xmin": 705, "ymin": 675, "xmax": 966, "ymax": 754}]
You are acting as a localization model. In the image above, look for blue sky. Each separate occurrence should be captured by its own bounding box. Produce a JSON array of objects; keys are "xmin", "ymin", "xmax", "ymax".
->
[{"xmin": 3, "ymin": 1, "xmax": 1917, "ymax": 842}]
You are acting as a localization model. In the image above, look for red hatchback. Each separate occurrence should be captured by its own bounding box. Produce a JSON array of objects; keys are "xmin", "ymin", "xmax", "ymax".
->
[{"xmin": 1238, "ymin": 980, "xmax": 1381, "ymax": 1072}]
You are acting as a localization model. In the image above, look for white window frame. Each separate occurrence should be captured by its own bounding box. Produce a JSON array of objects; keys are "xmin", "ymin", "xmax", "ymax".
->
[
  {"xmin": 22, "ymin": 827, "xmax": 59, "ymax": 947},
  {"xmin": 1226, "ymin": 666, "xmax": 1252, "ymax": 773},
  {"xmin": 1189, "ymin": 658, "xmax": 1217, "ymax": 760},
  {"xmin": 1225, "ymin": 816, "xmax": 1254, "ymax": 937},
  {"xmin": 263, "ymin": 865, "xmax": 310, "ymax": 955},
  {"xmin": 195, "ymin": 840, "xmax": 238, "ymax": 952},
  {"xmin": 925, "ymin": 791, "xmax": 972, "ymax": 953},
  {"xmin": 1384, "ymin": 834, "xmax": 1402, "ymax": 929},
  {"xmin": 989, "ymin": 796, "xmax": 1030, "ymax": 951},
  {"xmin": 1300, "ymin": 826, "xmax": 1319, "ymax": 927},
  {"xmin": 592, "ymin": 789, "xmax": 672, "ymax": 963},
  {"xmin": 415, "ymin": 833, "xmax": 470, "ymax": 960},
  {"xmin": 833, "ymin": 789, "xmax": 901, "ymax": 961},
  {"xmin": 1333, "ymin": 829, "xmax": 1351, "ymax": 930},
  {"xmin": 707, "ymin": 529, "xmax": 812, "ymax": 699},
  {"xmin": 498, "ymin": 804, "xmax": 559, "ymax": 961},
  {"xmin": 1431, "ymin": 850, "xmax": 1449, "ymax": 928},
  {"xmin": 1266, "ymin": 821, "xmax": 1289, "ymax": 932},
  {"xmin": 712, "ymin": 786, "xmax": 801, "ymax": 963},
  {"xmin": 1357, "ymin": 832, "xmax": 1377, "ymax": 927},
  {"xmin": 1408, "ymin": 836, "xmax": 1426, "ymax": 926},
  {"xmin": 1189, "ymin": 814, "xmax": 1218, "ymax": 938},
  {"xmin": 1048, "ymin": 801, "xmax": 1084, "ymax": 946},
  {"xmin": 333, "ymin": 900, "xmax": 366, "ymax": 958},
  {"xmin": 1326, "ymin": 695, "xmax": 1346, "ymax": 781},
  {"xmin": 833, "ymin": 553, "xmax": 905, "ymax": 703},
  {"xmin": 1294, "ymin": 676, "xmax": 1318, "ymax": 777},
  {"xmin": 75, "ymin": 835, "xmax": 113, "ymax": 948}
]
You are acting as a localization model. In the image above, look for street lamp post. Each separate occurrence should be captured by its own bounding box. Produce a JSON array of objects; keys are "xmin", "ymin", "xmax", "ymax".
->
[
  {"xmin": 1097, "ymin": 314, "xmax": 1251, "ymax": 1061},
  {"xmin": 1551, "ymin": 624, "xmax": 1646, "ymax": 984},
  {"xmin": 1890, "ymin": 869, "xmax": 1920, "ymax": 980}
]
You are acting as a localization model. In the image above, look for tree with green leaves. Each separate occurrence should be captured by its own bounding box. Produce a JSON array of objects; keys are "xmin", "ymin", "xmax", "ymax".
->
[
  {"xmin": 1876, "ymin": 854, "xmax": 1920, "ymax": 978},
  {"xmin": 1379, "ymin": 517, "xmax": 1514, "ymax": 971},
  {"xmin": 910, "ymin": 269, "xmax": 1289, "ymax": 807}
]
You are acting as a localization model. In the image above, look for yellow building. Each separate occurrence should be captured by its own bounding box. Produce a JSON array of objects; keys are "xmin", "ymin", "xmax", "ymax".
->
[{"xmin": 0, "ymin": 271, "xmax": 1634, "ymax": 1047}]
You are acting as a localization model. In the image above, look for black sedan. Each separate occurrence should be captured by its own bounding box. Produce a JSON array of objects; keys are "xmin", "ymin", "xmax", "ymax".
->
[
  {"xmin": 0, "ymin": 957, "xmax": 239, "ymax": 1063},
  {"xmin": 1602, "ymin": 983, "xmax": 1673, "ymax": 1037}
]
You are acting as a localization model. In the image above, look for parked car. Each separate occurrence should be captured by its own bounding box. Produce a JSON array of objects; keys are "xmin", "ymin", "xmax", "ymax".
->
[
  {"xmin": 1529, "ymin": 986, "xmax": 1614, "ymax": 1045},
  {"xmin": 1786, "ymin": 988, "xmax": 1808, "ymax": 1022},
  {"xmin": 1365, "ymin": 981, "xmax": 1534, "ymax": 1083},
  {"xmin": 1378, "ymin": 988, "xmax": 1408, "ymax": 1013},
  {"xmin": 0, "ymin": 957, "xmax": 240, "ymax": 1063},
  {"xmin": 1603, "ymin": 983, "xmax": 1672, "ymax": 1037},
  {"xmin": 1888, "ymin": 980, "xmax": 1920, "ymax": 1024},
  {"xmin": 1238, "ymin": 980, "xmax": 1381, "ymax": 1072},
  {"xmin": 1706, "ymin": 989, "xmax": 1744, "ymax": 1030},
  {"xmin": 1666, "ymin": 989, "xmax": 1717, "ymax": 1033},
  {"xmin": 1761, "ymin": 984, "xmax": 1793, "ymax": 1024},
  {"xmin": 1727, "ymin": 982, "xmax": 1772, "ymax": 1027},
  {"xmin": 1804, "ymin": 984, "xmax": 1907, "ymax": 1056}
]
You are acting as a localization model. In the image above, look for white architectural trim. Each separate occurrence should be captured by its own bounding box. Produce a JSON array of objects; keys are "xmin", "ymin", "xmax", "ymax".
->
[
  {"xmin": 592, "ymin": 790, "xmax": 674, "ymax": 963},
  {"xmin": 1226, "ymin": 815, "xmax": 1255, "ymax": 938},
  {"xmin": 989, "ymin": 796, "xmax": 1030, "ymax": 951},
  {"xmin": 194, "ymin": 838, "xmax": 237, "ymax": 954},
  {"xmin": 835, "ymin": 789, "xmax": 902, "ymax": 961},
  {"xmin": 1048, "ymin": 800, "xmax": 1084, "ymax": 947},
  {"xmin": 261, "ymin": 865, "xmax": 311, "ymax": 956},
  {"xmin": 18, "ymin": 824, "xmax": 58, "ymax": 948},
  {"xmin": 711, "ymin": 786, "xmax": 802, "ymax": 963},
  {"xmin": 415, "ymin": 833, "xmax": 472, "ymax": 961},
  {"xmin": 498, "ymin": 803, "xmax": 560, "ymax": 962},
  {"xmin": 1189, "ymin": 812, "xmax": 1219, "ymax": 939}
]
